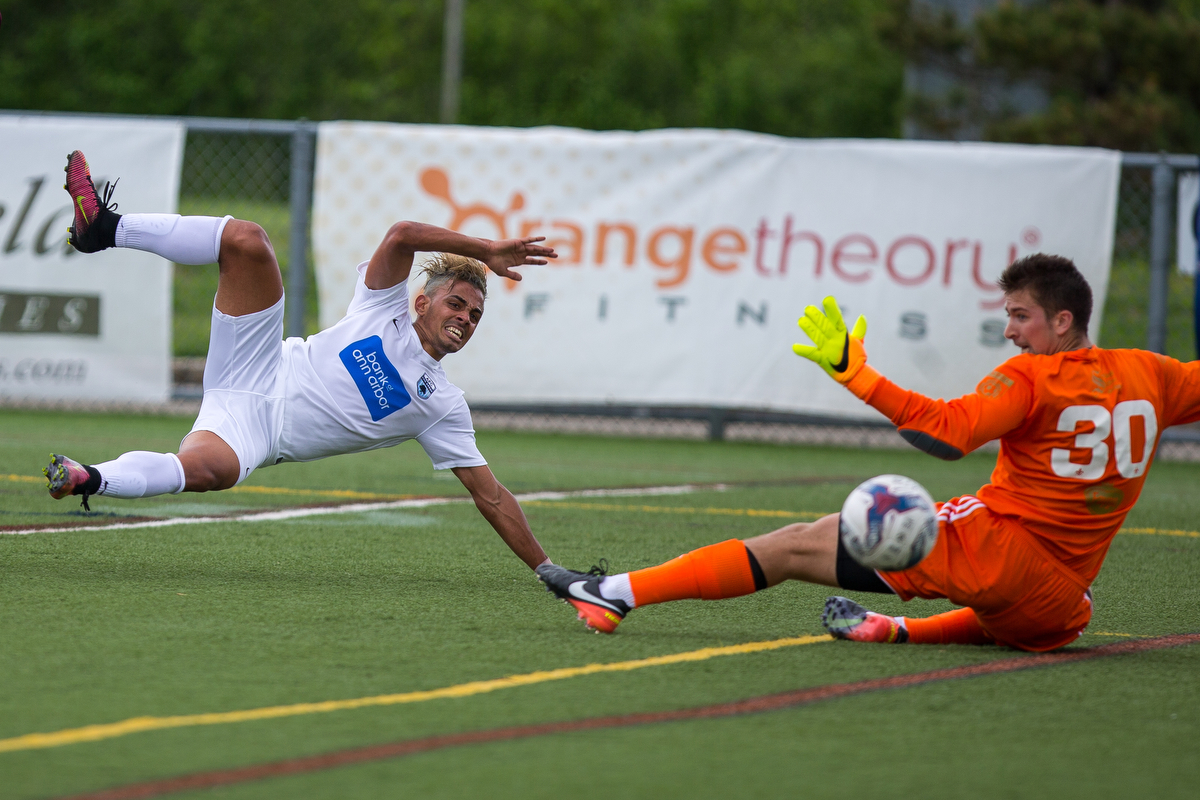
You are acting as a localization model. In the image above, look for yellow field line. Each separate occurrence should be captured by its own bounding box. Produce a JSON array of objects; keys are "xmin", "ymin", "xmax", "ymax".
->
[
  {"xmin": 227, "ymin": 485, "xmax": 417, "ymax": 501},
  {"xmin": 3, "ymin": 474, "xmax": 43, "ymax": 484},
  {"xmin": 524, "ymin": 500, "xmax": 827, "ymax": 521},
  {"xmin": 1118, "ymin": 527, "xmax": 1200, "ymax": 539},
  {"xmin": 0, "ymin": 634, "xmax": 831, "ymax": 754}
]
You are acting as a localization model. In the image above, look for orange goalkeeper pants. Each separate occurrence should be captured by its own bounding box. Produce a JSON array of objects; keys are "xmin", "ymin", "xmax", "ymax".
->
[{"xmin": 879, "ymin": 496, "xmax": 1093, "ymax": 652}]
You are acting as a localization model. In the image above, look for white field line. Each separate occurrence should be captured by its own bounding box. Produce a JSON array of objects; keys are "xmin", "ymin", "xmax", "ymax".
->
[{"xmin": 1, "ymin": 484, "xmax": 710, "ymax": 537}]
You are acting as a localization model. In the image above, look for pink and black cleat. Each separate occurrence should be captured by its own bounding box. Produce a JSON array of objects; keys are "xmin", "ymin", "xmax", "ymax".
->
[
  {"xmin": 43, "ymin": 453, "xmax": 99, "ymax": 510},
  {"xmin": 821, "ymin": 596, "xmax": 909, "ymax": 643},
  {"xmin": 64, "ymin": 150, "xmax": 120, "ymax": 253}
]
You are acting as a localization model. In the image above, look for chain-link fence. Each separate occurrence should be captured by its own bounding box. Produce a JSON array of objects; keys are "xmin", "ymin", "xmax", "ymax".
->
[{"xmin": 1104, "ymin": 161, "xmax": 1199, "ymax": 363}]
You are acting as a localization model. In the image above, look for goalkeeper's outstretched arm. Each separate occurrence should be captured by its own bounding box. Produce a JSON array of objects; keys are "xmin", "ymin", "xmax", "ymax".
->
[{"xmin": 792, "ymin": 296, "xmax": 1030, "ymax": 460}]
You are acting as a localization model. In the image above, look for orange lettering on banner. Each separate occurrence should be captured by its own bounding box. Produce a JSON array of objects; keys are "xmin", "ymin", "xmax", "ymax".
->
[
  {"xmin": 647, "ymin": 226, "xmax": 694, "ymax": 288},
  {"xmin": 886, "ymin": 236, "xmax": 936, "ymax": 286},
  {"xmin": 595, "ymin": 223, "xmax": 637, "ymax": 267},
  {"xmin": 548, "ymin": 221, "xmax": 584, "ymax": 265},
  {"xmin": 831, "ymin": 235, "xmax": 876, "ymax": 283},
  {"xmin": 702, "ymin": 228, "xmax": 746, "ymax": 272},
  {"xmin": 519, "ymin": 220, "xmax": 543, "ymax": 238}
]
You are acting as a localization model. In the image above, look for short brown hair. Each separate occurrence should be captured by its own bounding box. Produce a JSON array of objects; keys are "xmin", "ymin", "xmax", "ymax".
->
[
  {"xmin": 418, "ymin": 253, "xmax": 488, "ymax": 300},
  {"xmin": 997, "ymin": 254, "xmax": 1092, "ymax": 333}
]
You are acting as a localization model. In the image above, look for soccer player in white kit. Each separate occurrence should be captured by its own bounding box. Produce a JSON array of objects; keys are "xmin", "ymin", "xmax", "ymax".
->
[{"xmin": 44, "ymin": 150, "xmax": 556, "ymax": 570}]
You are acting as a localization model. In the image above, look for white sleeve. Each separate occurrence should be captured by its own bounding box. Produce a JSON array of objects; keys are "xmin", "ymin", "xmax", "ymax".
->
[
  {"xmin": 343, "ymin": 261, "xmax": 412, "ymax": 324},
  {"xmin": 416, "ymin": 399, "xmax": 488, "ymax": 470}
]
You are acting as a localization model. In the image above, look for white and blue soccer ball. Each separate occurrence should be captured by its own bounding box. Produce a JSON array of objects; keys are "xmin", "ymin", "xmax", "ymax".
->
[{"xmin": 839, "ymin": 474, "xmax": 938, "ymax": 571}]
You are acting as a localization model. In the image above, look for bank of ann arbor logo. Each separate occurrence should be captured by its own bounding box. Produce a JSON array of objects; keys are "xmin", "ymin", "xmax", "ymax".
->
[{"xmin": 338, "ymin": 336, "xmax": 411, "ymax": 421}]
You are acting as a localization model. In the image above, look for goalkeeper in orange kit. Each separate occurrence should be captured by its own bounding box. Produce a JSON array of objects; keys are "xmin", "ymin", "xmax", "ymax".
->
[{"xmin": 537, "ymin": 254, "xmax": 1200, "ymax": 652}]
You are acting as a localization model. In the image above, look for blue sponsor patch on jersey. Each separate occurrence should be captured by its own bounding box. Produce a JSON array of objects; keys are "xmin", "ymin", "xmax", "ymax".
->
[{"xmin": 339, "ymin": 336, "xmax": 411, "ymax": 421}]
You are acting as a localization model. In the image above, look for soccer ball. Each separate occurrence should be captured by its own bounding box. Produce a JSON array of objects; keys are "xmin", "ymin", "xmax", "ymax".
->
[{"xmin": 839, "ymin": 475, "xmax": 938, "ymax": 571}]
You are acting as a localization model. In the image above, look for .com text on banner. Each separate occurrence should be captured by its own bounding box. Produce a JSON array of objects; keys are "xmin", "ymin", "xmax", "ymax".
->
[{"xmin": 312, "ymin": 124, "xmax": 1119, "ymax": 421}]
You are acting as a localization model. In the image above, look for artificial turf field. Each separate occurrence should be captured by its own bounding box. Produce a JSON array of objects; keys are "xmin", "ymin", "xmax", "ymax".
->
[{"xmin": 1, "ymin": 409, "xmax": 1198, "ymax": 799}]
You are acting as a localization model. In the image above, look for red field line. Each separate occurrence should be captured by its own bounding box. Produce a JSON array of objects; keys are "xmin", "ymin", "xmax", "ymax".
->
[{"xmin": 56, "ymin": 633, "xmax": 1200, "ymax": 800}]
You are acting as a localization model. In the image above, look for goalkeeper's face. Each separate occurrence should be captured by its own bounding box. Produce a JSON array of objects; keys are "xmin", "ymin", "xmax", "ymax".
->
[
  {"xmin": 1003, "ymin": 289, "xmax": 1078, "ymax": 355},
  {"xmin": 413, "ymin": 280, "xmax": 485, "ymax": 360}
]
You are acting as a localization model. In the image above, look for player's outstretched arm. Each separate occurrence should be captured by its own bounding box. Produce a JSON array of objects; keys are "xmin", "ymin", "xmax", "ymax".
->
[
  {"xmin": 790, "ymin": 295, "xmax": 1029, "ymax": 460},
  {"xmin": 452, "ymin": 465, "xmax": 549, "ymax": 570},
  {"xmin": 792, "ymin": 296, "xmax": 868, "ymax": 384},
  {"xmin": 366, "ymin": 221, "xmax": 556, "ymax": 290}
]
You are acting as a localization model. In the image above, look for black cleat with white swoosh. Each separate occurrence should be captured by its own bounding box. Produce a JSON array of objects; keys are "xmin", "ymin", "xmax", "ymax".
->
[{"xmin": 536, "ymin": 562, "xmax": 630, "ymax": 634}]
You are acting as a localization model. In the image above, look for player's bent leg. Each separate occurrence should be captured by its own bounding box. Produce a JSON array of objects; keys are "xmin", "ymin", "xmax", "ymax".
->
[
  {"xmin": 213, "ymin": 220, "xmax": 284, "ymax": 316},
  {"xmin": 177, "ymin": 431, "xmax": 242, "ymax": 492},
  {"xmin": 742, "ymin": 513, "xmax": 840, "ymax": 587},
  {"xmin": 61, "ymin": 153, "xmax": 282, "ymax": 317}
]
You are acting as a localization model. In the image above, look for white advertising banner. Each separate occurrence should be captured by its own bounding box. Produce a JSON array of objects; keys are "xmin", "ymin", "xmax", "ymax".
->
[
  {"xmin": 0, "ymin": 115, "xmax": 183, "ymax": 403},
  {"xmin": 314, "ymin": 124, "xmax": 1120, "ymax": 421}
]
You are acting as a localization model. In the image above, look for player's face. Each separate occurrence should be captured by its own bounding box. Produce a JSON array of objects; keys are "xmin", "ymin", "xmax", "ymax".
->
[
  {"xmin": 1003, "ymin": 289, "xmax": 1067, "ymax": 355},
  {"xmin": 414, "ymin": 280, "xmax": 484, "ymax": 359}
]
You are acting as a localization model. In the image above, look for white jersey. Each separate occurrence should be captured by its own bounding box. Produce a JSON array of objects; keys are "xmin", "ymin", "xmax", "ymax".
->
[{"xmin": 276, "ymin": 263, "xmax": 486, "ymax": 470}]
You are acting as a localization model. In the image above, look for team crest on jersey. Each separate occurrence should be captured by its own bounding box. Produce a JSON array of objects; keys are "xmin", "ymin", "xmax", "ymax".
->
[
  {"xmin": 339, "ymin": 336, "xmax": 412, "ymax": 421},
  {"xmin": 416, "ymin": 373, "xmax": 436, "ymax": 400},
  {"xmin": 978, "ymin": 370, "xmax": 1014, "ymax": 399}
]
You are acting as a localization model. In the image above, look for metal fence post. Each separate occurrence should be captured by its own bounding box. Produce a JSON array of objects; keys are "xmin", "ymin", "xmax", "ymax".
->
[
  {"xmin": 287, "ymin": 121, "xmax": 315, "ymax": 339},
  {"xmin": 1147, "ymin": 154, "xmax": 1174, "ymax": 354},
  {"xmin": 708, "ymin": 408, "xmax": 728, "ymax": 441}
]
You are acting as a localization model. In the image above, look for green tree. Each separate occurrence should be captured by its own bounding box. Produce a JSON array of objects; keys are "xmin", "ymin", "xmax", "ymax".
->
[
  {"xmin": 0, "ymin": 0, "xmax": 903, "ymax": 138},
  {"xmin": 888, "ymin": 0, "xmax": 1200, "ymax": 151}
]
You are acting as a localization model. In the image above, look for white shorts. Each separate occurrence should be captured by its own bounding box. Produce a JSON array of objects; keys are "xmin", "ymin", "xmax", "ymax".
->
[{"xmin": 187, "ymin": 297, "xmax": 286, "ymax": 484}]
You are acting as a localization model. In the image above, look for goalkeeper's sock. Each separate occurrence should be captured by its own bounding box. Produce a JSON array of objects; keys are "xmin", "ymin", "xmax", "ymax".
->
[
  {"xmin": 115, "ymin": 214, "xmax": 232, "ymax": 265},
  {"xmin": 902, "ymin": 607, "xmax": 993, "ymax": 645},
  {"xmin": 626, "ymin": 539, "xmax": 766, "ymax": 606},
  {"xmin": 94, "ymin": 451, "xmax": 186, "ymax": 498}
]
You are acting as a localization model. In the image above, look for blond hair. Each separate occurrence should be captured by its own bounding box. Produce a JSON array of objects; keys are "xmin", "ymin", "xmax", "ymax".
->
[{"xmin": 418, "ymin": 253, "xmax": 488, "ymax": 300}]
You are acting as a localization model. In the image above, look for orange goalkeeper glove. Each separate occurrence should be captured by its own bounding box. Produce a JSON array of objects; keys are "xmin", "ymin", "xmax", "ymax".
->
[{"xmin": 792, "ymin": 296, "xmax": 868, "ymax": 384}]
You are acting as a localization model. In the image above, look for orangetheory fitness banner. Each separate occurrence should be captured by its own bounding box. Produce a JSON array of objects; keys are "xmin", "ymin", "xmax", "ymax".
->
[
  {"xmin": 313, "ymin": 124, "xmax": 1119, "ymax": 420},
  {"xmin": 0, "ymin": 115, "xmax": 183, "ymax": 403}
]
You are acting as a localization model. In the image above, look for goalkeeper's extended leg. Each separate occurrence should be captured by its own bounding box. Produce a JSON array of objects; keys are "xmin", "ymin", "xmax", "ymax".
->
[
  {"xmin": 536, "ymin": 516, "xmax": 844, "ymax": 632},
  {"xmin": 537, "ymin": 539, "xmax": 768, "ymax": 633},
  {"xmin": 822, "ymin": 597, "xmax": 993, "ymax": 645}
]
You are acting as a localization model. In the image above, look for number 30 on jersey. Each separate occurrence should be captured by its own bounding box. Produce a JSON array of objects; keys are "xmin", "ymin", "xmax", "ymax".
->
[{"xmin": 1051, "ymin": 401, "xmax": 1158, "ymax": 481}]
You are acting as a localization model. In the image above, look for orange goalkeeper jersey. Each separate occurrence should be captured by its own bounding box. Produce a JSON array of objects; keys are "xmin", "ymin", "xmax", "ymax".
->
[{"xmin": 844, "ymin": 347, "xmax": 1200, "ymax": 583}]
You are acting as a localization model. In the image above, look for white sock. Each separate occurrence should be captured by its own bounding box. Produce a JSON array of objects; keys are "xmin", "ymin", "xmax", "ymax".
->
[
  {"xmin": 94, "ymin": 452, "xmax": 186, "ymax": 498},
  {"xmin": 115, "ymin": 214, "xmax": 232, "ymax": 265},
  {"xmin": 599, "ymin": 573, "xmax": 637, "ymax": 608}
]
